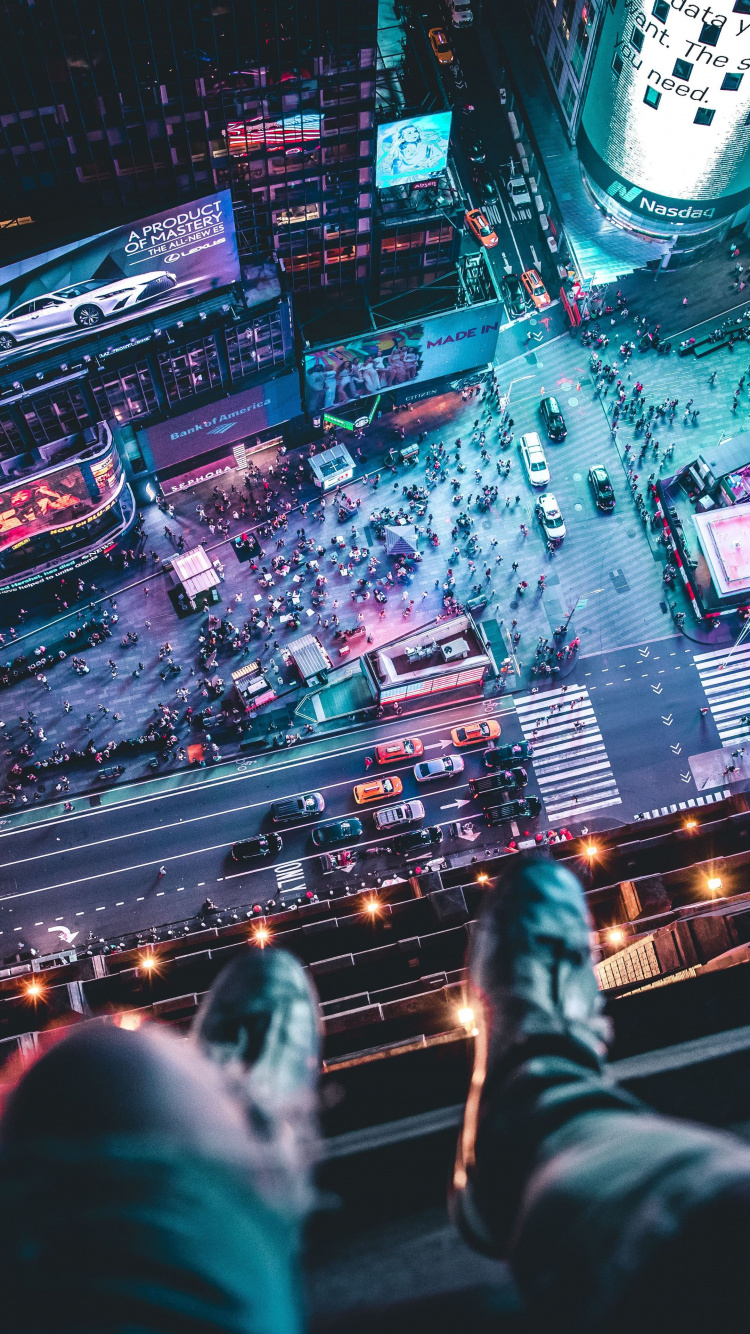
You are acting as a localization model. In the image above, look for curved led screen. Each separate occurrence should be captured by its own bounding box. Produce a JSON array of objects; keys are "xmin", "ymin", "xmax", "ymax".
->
[
  {"xmin": 0, "ymin": 446, "xmax": 123, "ymax": 552},
  {"xmin": 579, "ymin": 0, "xmax": 750, "ymax": 228}
]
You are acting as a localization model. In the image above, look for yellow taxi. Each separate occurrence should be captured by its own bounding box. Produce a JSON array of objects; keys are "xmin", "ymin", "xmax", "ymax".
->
[
  {"xmin": 353, "ymin": 775, "xmax": 404, "ymax": 805},
  {"xmin": 521, "ymin": 267, "xmax": 551, "ymax": 310},
  {"xmin": 450, "ymin": 718, "xmax": 501, "ymax": 747},
  {"xmin": 429, "ymin": 26, "xmax": 454, "ymax": 63},
  {"xmin": 375, "ymin": 736, "xmax": 424, "ymax": 764}
]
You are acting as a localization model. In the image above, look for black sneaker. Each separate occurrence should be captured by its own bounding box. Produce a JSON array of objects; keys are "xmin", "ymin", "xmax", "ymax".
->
[{"xmin": 452, "ymin": 858, "xmax": 616, "ymax": 1253}]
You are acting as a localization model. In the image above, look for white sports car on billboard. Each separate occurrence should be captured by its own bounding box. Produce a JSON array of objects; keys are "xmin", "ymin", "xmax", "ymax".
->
[{"xmin": 0, "ymin": 271, "xmax": 177, "ymax": 350}]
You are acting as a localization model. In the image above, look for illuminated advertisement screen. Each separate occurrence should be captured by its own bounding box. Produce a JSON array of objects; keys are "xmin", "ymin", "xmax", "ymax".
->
[
  {"xmin": 0, "ymin": 447, "xmax": 123, "ymax": 552},
  {"xmin": 375, "ymin": 112, "xmax": 452, "ymax": 189},
  {"xmin": 226, "ymin": 115, "xmax": 322, "ymax": 156},
  {"xmin": 304, "ymin": 304, "xmax": 501, "ymax": 413},
  {"xmin": 579, "ymin": 0, "xmax": 750, "ymax": 225},
  {"xmin": 0, "ymin": 191, "xmax": 240, "ymax": 366}
]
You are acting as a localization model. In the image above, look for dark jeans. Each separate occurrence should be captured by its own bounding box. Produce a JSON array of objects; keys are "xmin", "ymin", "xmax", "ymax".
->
[
  {"xmin": 465, "ymin": 1045, "xmax": 750, "ymax": 1333},
  {"xmin": 0, "ymin": 1023, "xmax": 303, "ymax": 1334}
]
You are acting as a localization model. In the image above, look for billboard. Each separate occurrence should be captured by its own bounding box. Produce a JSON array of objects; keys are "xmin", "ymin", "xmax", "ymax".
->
[
  {"xmin": 140, "ymin": 369, "xmax": 302, "ymax": 471},
  {"xmin": 376, "ymin": 112, "xmax": 452, "ymax": 189},
  {"xmin": 0, "ymin": 191, "xmax": 240, "ymax": 365},
  {"xmin": 0, "ymin": 445, "xmax": 124, "ymax": 553},
  {"xmin": 579, "ymin": 0, "xmax": 750, "ymax": 231},
  {"xmin": 304, "ymin": 305, "xmax": 501, "ymax": 413},
  {"xmin": 226, "ymin": 115, "xmax": 322, "ymax": 157}
]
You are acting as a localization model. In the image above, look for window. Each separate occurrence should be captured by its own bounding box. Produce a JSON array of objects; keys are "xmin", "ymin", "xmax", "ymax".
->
[
  {"xmin": 561, "ymin": 80, "xmax": 576, "ymax": 118},
  {"xmin": 631, "ymin": 26, "xmax": 644, "ymax": 50},
  {"xmin": 673, "ymin": 59, "xmax": 693, "ymax": 79},
  {"xmin": 722, "ymin": 72, "xmax": 744, "ymax": 90},
  {"xmin": 561, "ymin": 0, "xmax": 576, "ymax": 39},
  {"xmin": 699, "ymin": 21, "xmax": 721, "ymax": 44},
  {"xmin": 550, "ymin": 46, "xmax": 564, "ymax": 85},
  {"xmin": 643, "ymin": 85, "xmax": 661, "ymax": 108},
  {"xmin": 612, "ymin": 49, "xmax": 624, "ymax": 76},
  {"xmin": 539, "ymin": 13, "xmax": 552, "ymax": 53},
  {"xmin": 694, "ymin": 107, "xmax": 715, "ymax": 125},
  {"xmin": 652, "ymin": 0, "xmax": 669, "ymax": 18}
]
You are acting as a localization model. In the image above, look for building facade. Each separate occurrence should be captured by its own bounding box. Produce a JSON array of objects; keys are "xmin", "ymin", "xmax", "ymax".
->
[
  {"xmin": 528, "ymin": 0, "xmax": 603, "ymax": 139},
  {"xmin": 0, "ymin": 0, "xmax": 377, "ymax": 294}
]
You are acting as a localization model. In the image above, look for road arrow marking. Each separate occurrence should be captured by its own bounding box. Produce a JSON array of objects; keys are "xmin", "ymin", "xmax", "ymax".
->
[
  {"xmin": 661, "ymin": 713, "xmax": 673, "ymax": 725},
  {"xmin": 47, "ymin": 926, "xmax": 79, "ymax": 945},
  {"xmin": 639, "ymin": 646, "xmax": 650, "ymax": 658},
  {"xmin": 651, "ymin": 683, "xmax": 663, "ymax": 695},
  {"xmin": 441, "ymin": 798, "xmax": 471, "ymax": 810},
  {"xmin": 670, "ymin": 742, "xmax": 682, "ymax": 754},
  {"xmin": 680, "ymin": 772, "xmax": 692, "ymax": 784},
  {"xmin": 424, "ymin": 742, "xmax": 445, "ymax": 750}
]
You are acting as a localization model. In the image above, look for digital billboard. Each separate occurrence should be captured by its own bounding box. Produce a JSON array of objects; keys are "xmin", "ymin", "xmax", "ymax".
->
[
  {"xmin": 304, "ymin": 305, "xmax": 501, "ymax": 413},
  {"xmin": 0, "ymin": 191, "xmax": 240, "ymax": 364},
  {"xmin": 579, "ymin": 0, "xmax": 750, "ymax": 232},
  {"xmin": 140, "ymin": 369, "xmax": 302, "ymax": 471},
  {"xmin": 375, "ymin": 112, "xmax": 452, "ymax": 189},
  {"xmin": 226, "ymin": 115, "xmax": 322, "ymax": 157},
  {"xmin": 0, "ymin": 446, "xmax": 124, "ymax": 552}
]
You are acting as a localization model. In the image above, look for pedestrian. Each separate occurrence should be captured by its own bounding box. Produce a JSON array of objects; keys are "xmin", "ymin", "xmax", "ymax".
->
[{"xmin": 682, "ymin": 296, "xmax": 688, "ymax": 306}]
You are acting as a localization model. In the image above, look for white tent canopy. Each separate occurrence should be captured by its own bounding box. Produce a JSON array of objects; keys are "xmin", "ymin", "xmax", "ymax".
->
[{"xmin": 171, "ymin": 545, "xmax": 220, "ymax": 598}]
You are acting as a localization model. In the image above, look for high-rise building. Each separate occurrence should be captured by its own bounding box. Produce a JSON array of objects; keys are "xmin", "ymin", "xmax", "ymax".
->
[
  {"xmin": 0, "ymin": 0, "xmax": 377, "ymax": 293},
  {"xmin": 577, "ymin": 0, "xmax": 750, "ymax": 240},
  {"xmin": 528, "ymin": 0, "xmax": 603, "ymax": 139}
]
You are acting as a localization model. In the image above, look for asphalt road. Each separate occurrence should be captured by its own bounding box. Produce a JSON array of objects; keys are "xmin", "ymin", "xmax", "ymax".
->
[{"xmin": 0, "ymin": 628, "xmax": 745, "ymax": 960}]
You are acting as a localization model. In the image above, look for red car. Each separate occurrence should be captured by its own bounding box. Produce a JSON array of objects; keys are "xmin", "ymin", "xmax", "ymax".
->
[{"xmin": 465, "ymin": 208, "xmax": 498, "ymax": 248}]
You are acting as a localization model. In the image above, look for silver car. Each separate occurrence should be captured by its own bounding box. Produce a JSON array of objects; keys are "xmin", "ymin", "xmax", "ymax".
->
[
  {"xmin": 373, "ymin": 800, "xmax": 425, "ymax": 830},
  {"xmin": 0, "ymin": 271, "xmax": 177, "ymax": 350},
  {"xmin": 414, "ymin": 755, "xmax": 465, "ymax": 782}
]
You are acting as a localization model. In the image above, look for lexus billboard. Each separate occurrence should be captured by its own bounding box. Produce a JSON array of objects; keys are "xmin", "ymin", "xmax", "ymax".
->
[
  {"xmin": 0, "ymin": 190, "xmax": 240, "ymax": 364},
  {"xmin": 579, "ymin": 0, "xmax": 750, "ymax": 235},
  {"xmin": 304, "ymin": 305, "xmax": 501, "ymax": 413}
]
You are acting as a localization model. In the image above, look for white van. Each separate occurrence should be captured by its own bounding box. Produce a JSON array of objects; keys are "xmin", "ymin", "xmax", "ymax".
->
[
  {"xmin": 447, "ymin": 0, "xmax": 473, "ymax": 26},
  {"xmin": 519, "ymin": 432, "xmax": 550, "ymax": 488},
  {"xmin": 506, "ymin": 173, "xmax": 531, "ymax": 207}
]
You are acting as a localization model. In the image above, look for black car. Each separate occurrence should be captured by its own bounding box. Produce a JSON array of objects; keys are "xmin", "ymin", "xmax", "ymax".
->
[
  {"xmin": 485, "ymin": 741, "xmax": 533, "ymax": 765},
  {"xmin": 393, "ymin": 825, "xmax": 443, "ymax": 854},
  {"xmin": 231, "ymin": 833, "xmax": 283, "ymax": 862},
  {"xmin": 311, "ymin": 817, "xmax": 363, "ymax": 848},
  {"xmin": 467, "ymin": 136, "xmax": 486, "ymax": 163},
  {"xmin": 271, "ymin": 792, "xmax": 325, "ymax": 823},
  {"xmin": 539, "ymin": 395, "xmax": 567, "ymax": 441},
  {"xmin": 485, "ymin": 796, "xmax": 542, "ymax": 824},
  {"xmin": 588, "ymin": 465, "xmax": 616, "ymax": 511},
  {"xmin": 500, "ymin": 273, "xmax": 532, "ymax": 320},
  {"xmin": 482, "ymin": 766, "xmax": 527, "ymax": 789},
  {"xmin": 472, "ymin": 164, "xmax": 496, "ymax": 204}
]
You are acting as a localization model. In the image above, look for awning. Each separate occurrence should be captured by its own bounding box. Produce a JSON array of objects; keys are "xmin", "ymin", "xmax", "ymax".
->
[
  {"xmin": 171, "ymin": 545, "xmax": 220, "ymax": 598},
  {"xmin": 288, "ymin": 633, "xmax": 333, "ymax": 684},
  {"xmin": 385, "ymin": 524, "xmax": 418, "ymax": 556}
]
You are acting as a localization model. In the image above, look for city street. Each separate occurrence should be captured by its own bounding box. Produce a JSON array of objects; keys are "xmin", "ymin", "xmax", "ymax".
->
[{"xmin": 0, "ymin": 625, "xmax": 746, "ymax": 958}]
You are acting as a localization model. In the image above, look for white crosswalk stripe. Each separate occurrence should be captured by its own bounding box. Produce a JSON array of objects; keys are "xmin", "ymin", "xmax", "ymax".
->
[
  {"xmin": 634, "ymin": 791, "xmax": 731, "ymax": 821},
  {"xmin": 513, "ymin": 685, "xmax": 621, "ymax": 823},
  {"xmin": 693, "ymin": 644, "xmax": 750, "ymax": 745}
]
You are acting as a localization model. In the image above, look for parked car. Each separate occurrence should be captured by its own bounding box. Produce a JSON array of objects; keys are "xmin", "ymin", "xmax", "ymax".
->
[
  {"xmin": 519, "ymin": 432, "xmax": 550, "ymax": 488},
  {"xmin": 353, "ymin": 775, "xmax": 403, "ymax": 805},
  {"xmin": 465, "ymin": 208, "xmax": 498, "ymax": 248},
  {"xmin": 428, "ymin": 25, "xmax": 454, "ymax": 62},
  {"xmin": 451, "ymin": 719, "xmax": 501, "ymax": 747},
  {"xmin": 447, "ymin": 0, "xmax": 473, "ymax": 27},
  {"xmin": 374, "ymin": 800, "xmax": 425, "ymax": 830},
  {"xmin": 520, "ymin": 267, "xmax": 551, "ymax": 310},
  {"xmin": 589, "ymin": 465, "xmax": 616, "ymax": 511},
  {"xmin": 311, "ymin": 817, "xmax": 363, "ymax": 848},
  {"xmin": 536, "ymin": 492, "xmax": 566, "ymax": 544},
  {"xmin": 506, "ymin": 173, "xmax": 531, "ymax": 207},
  {"xmin": 500, "ymin": 273, "xmax": 532, "ymax": 319},
  {"xmin": 231, "ymin": 833, "xmax": 283, "ymax": 862},
  {"xmin": 539, "ymin": 395, "xmax": 567, "ymax": 441},
  {"xmin": 485, "ymin": 740, "xmax": 533, "ymax": 767},
  {"xmin": 271, "ymin": 792, "xmax": 325, "ymax": 823},
  {"xmin": 393, "ymin": 825, "xmax": 444, "ymax": 853},
  {"xmin": 0, "ymin": 272, "xmax": 177, "ymax": 350},
  {"xmin": 375, "ymin": 736, "xmax": 424, "ymax": 764},
  {"xmin": 414, "ymin": 755, "xmax": 465, "ymax": 782},
  {"xmin": 472, "ymin": 164, "xmax": 496, "ymax": 204},
  {"xmin": 485, "ymin": 796, "xmax": 542, "ymax": 824}
]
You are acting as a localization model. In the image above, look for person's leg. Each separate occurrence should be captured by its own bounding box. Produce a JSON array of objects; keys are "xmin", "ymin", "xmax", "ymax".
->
[{"xmin": 451, "ymin": 858, "xmax": 750, "ymax": 1333}]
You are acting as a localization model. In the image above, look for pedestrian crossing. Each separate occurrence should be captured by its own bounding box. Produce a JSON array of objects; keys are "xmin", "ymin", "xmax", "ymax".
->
[
  {"xmin": 634, "ymin": 791, "xmax": 731, "ymax": 821},
  {"xmin": 514, "ymin": 685, "xmax": 622, "ymax": 823},
  {"xmin": 693, "ymin": 644, "xmax": 750, "ymax": 746}
]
